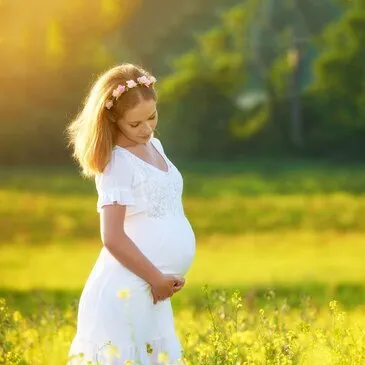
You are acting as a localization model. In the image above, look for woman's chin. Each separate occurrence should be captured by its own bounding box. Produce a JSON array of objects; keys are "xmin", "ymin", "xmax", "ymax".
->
[{"xmin": 140, "ymin": 135, "xmax": 152, "ymax": 143}]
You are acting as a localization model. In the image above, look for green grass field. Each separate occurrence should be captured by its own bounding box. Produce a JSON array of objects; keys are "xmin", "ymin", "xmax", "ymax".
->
[{"xmin": 1, "ymin": 160, "xmax": 365, "ymax": 364}]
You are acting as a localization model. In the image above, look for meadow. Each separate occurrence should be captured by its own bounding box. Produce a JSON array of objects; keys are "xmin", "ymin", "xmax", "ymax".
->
[{"xmin": 1, "ymin": 159, "xmax": 365, "ymax": 364}]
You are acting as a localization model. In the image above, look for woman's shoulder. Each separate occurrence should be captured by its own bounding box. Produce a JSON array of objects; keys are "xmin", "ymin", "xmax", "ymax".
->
[
  {"xmin": 108, "ymin": 146, "xmax": 131, "ymax": 168},
  {"xmin": 95, "ymin": 147, "xmax": 133, "ymax": 183}
]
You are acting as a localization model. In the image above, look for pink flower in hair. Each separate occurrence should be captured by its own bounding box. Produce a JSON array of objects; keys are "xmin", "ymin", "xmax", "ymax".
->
[
  {"xmin": 137, "ymin": 75, "xmax": 150, "ymax": 86},
  {"xmin": 126, "ymin": 80, "xmax": 138, "ymax": 88},
  {"xmin": 105, "ymin": 100, "xmax": 114, "ymax": 109},
  {"xmin": 112, "ymin": 84, "xmax": 126, "ymax": 99}
]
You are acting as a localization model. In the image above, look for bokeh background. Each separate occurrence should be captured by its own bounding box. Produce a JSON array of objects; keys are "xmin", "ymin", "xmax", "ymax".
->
[{"xmin": 1, "ymin": 1, "xmax": 365, "ymax": 364}]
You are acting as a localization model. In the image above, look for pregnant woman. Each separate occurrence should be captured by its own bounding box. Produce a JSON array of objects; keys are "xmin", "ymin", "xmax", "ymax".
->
[{"xmin": 66, "ymin": 63, "xmax": 196, "ymax": 364}]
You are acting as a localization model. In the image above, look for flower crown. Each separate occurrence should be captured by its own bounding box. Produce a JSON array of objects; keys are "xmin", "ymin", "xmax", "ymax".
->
[{"xmin": 105, "ymin": 75, "xmax": 157, "ymax": 110}]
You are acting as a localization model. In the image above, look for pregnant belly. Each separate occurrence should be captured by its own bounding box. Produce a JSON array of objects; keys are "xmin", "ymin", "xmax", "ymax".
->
[{"xmin": 124, "ymin": 215, "xmax": 196, "ymax": 277}]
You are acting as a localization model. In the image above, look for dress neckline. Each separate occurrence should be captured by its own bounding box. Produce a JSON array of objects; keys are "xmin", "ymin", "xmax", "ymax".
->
[{"xmin": 114, "ymin": 138, "xmax": 170, "ymax": 174}]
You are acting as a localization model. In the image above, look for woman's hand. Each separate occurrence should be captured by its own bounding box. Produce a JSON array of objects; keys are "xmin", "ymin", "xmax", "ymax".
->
[
  {"xmin": 172, "ymin": 276, "xmax": 185, "ymax": 294},
  {"xmin": 164, "ymin": 274, "xmax": 185, "ymax": 295},
  {"xmin": 150, "ymin": 274, "xmax": 185, "ymax": 304},
  {"xmin": 149, "ymin": 273, "xmax": 175, "ymax": 304}
]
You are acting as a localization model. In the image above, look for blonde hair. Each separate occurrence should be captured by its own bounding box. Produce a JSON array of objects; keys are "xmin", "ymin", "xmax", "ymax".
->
[{"xmin": 66, "ymin": 63, "xmax": 157, "ymax": 178}]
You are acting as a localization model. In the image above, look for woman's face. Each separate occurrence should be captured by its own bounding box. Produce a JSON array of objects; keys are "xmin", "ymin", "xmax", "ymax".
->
[{"xmin": 116, "ymin": 98, "xmax": 158, "ymax": 145}]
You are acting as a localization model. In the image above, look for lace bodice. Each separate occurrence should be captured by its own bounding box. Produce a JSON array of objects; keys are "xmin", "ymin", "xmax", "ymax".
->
[{"xmin": 95, "ymin": 138, "xmax": 185, "ymax": 219}]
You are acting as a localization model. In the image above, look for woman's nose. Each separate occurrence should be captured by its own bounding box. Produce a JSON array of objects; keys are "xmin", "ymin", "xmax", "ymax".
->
[{"xmin": 143, "ymin": 122, "xmax": 153, "ymax": 133}]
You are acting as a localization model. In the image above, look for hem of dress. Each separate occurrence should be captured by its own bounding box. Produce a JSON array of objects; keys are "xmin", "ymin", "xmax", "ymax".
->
[{"xmin": 67, "ymin": 332, "xmax": 184, "ymax": 365}]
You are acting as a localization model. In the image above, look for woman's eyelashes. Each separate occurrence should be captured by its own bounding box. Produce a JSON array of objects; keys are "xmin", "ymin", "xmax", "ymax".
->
[{"xmin": 130, "ymin": 115, "xmax": 156, "ymax": 128}]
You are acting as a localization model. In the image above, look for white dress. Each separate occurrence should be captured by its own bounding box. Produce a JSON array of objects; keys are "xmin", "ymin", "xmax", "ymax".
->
[{"xmin": 68, "ymin": 137, "xmax": 196, "ymax": 365}]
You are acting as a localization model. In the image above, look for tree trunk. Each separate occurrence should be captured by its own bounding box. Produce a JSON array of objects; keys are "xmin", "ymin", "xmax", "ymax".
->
[{"xmin": 288, "ymin": 38, "xmax": 304, "ymax": 148}]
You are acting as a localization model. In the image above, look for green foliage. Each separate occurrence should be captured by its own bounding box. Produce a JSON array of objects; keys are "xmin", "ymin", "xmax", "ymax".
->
[
  {"xmin": 301, "ymin": 2, "xmax": 365, "ymax": 157},
  {"xmin": 157, "ymin": 0, "xmax": 341, "ymax": 159},
  {"xmin": 2, "ymin": 161, "xmax": 365, "ymax": 246},
  {"xmin": 312, "ymin": 6, "xmax": 365, "ymax": 127},
  {"xmin": 157, "ymin": 2, "xmax": 255, "ymax": 158}
]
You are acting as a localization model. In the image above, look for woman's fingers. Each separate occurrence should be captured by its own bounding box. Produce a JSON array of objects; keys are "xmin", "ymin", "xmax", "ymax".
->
[
  {"xmin": 174, "ymin": 278, "xmax": 185, "ymax": 288},
  {"xmin": 151, "ymin": 287, "xmax": 173, "ymax": 304},
  {"xmin": 173, "ymin": 281, "xmax": 185, "ymax": 293},
  {"xmin": 173, "ymin": 285, "xmax": 182, "ymax": 293},
  {"xmin": 151, "ymin": 288, "xmax": 157, "ymax": 304},
  {"xmin": 151, "ymin": 276, "xmax": 186, "ymax": 304}
]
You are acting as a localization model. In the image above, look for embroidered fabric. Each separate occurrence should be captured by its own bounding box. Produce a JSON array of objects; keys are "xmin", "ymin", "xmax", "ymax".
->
[{"xmin": 96, "ymin": 138, "xmax": 184, "ymax": 219}]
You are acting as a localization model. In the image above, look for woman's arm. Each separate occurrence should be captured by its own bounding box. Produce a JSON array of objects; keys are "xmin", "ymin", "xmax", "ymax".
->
[
  {"xmin": 100, "ymin": 204, "xmax": 163, "ymax": 285},
  {"xmin": 100, "ymin": 204, "xmax": 184, "ymax": 303}
]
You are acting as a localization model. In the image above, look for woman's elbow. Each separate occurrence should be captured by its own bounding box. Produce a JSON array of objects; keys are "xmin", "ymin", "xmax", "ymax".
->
[{"xmin": 102, "ymin": 232, "xmax": 126, "ymax": 249}]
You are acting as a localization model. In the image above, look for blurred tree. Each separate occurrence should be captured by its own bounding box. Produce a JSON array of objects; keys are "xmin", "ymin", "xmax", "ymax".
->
[
  {"xmin": 121, "ymin": 0, "xmax": 242, "ymax": 72},
  {"xmin": 309, "ymin": 0, "xmax": 365, "ymax": 156},
  {"xmin": 156, "ymin": 0, "xmax": 337, "ymax": 158},
  {"xmin": 156, "ymin": 4, "xmax": 251, "ymax": 158}
]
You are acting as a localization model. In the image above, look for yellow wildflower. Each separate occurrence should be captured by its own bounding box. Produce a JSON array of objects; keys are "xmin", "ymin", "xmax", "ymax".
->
[
  {"xmin": 157, "ymin": 351, "xmax": 169, "ymax": 363},
  {"xmin": 13, "ymin": 311, "xmax": 22, "ymax": 322},
  {"xmin": 103, "ymin": 343, "xmax": 121, "ymax": 359},
  {"xmin": 117, "ymin": 289, "xmax": 131, "ymax": 299}
]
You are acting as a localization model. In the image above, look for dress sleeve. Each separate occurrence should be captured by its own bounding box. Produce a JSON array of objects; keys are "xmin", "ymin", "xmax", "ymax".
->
[{"xmin": 95, "ymin": 151, "xmax": 135, "ymax": 213}]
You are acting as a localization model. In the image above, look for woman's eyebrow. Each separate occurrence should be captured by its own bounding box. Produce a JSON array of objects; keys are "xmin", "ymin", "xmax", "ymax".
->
[{"xmin": 130, "ymin": 111, "xmax": 156, "ymax": 124}]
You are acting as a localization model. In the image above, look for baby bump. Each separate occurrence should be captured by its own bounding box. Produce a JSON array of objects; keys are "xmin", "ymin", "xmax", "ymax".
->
[{"xmin": 124, "ymin": 215, "xmax": 196, "ymax": 276}]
